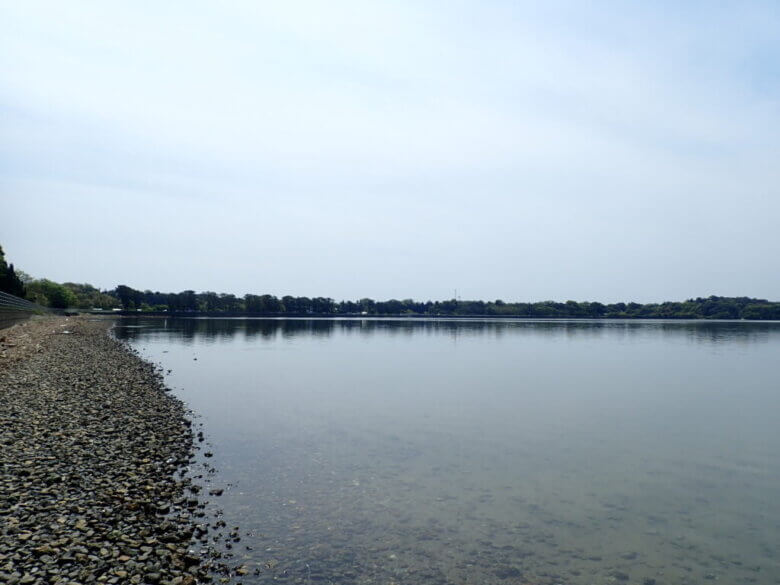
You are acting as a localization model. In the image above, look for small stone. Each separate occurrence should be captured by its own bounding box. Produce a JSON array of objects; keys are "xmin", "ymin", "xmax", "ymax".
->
[
  {"xmin": 0, "ymin": 317, "xmax": 238, "ymax": 585},
  {"xmin": 622, "ymin": 552, "xmax": 639, "ymax": 560}
]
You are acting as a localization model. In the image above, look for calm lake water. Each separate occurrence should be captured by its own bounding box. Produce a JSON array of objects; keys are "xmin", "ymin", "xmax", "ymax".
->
[{"xmin": 114, "ymin": 318, "xmax": 780, "ymax": 585}]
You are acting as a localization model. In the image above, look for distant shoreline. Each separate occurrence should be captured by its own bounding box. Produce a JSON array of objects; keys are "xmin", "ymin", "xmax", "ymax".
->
[{"xmin": 92, "ymin": 310, "xmax": 780, "ymax": 321}]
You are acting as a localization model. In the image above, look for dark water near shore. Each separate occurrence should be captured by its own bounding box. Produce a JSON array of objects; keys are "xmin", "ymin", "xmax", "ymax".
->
[{"xmin": 115, "ymin": 318, "xmax": 780, "ymax": 585}]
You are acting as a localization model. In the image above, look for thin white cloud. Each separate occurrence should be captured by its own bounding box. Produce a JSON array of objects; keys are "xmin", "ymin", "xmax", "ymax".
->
[{"xmin": 1, "ymin": 1, "xmax": 779, "ymax": 301}]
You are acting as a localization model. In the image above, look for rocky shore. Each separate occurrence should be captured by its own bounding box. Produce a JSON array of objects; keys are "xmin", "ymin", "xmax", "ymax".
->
[{"xmin": 0, "ymin": 317, "xmax": 221, "ymax": 585}]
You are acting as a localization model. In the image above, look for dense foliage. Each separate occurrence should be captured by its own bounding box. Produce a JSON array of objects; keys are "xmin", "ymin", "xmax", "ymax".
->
[
  {"xmin": 24, "ymin": 279, "xmax": 76, "ymax": 308},
  {"xmin": 0, "ymin": 245, "xmax": 26, "ymax": 297},
  {"xmin": 107, "ymin": 285, "xmax": 780, "ymax": 320},
  {"xmin": 2, "ymin": 244, "xmax": 779, "ymax": 319},
  {"xmin": 0, "ymin": 247, "xmax": 119, "ymax": 309},
  {"xmin": 19, "ymin": 279, "xmax": 118, "ymax": 310},
  {"xmin": 62, "ymin": 283, "xmax": 121, "ymax": 310}
]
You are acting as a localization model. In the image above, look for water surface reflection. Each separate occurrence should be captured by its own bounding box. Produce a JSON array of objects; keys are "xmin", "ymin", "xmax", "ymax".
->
[
  {"xmin": 114, "ymin": 317, "xmax": 780, "ymax": 345},
  {"xmin": 116, "ymin": 318, "xmax": 780, "ymax": 585}
]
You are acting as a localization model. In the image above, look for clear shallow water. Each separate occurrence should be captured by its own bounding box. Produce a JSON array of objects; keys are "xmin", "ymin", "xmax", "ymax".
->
[{"xmin": 115, "ymin": 318, "xmax": 780, "ymax": 585}]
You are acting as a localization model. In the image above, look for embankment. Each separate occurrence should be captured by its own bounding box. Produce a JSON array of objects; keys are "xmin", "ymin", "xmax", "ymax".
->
[{"xmin": 0, "ymin": 316, "xmax": 219, "ymax": 585}]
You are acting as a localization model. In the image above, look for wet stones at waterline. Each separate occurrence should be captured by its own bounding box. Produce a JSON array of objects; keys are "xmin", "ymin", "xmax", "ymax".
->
[{"xmin": 0, "ymin": 317, "xmax": 230, "ymax": 585}]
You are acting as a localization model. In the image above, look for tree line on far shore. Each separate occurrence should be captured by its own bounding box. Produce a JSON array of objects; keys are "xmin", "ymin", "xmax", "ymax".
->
[
  {"xmin": 108, "ymin": 286, "xmax": 780, "ymax": 319},
  {"xmin": 2, "ymin": 246, "xmax": 780, "ymax": 319}
]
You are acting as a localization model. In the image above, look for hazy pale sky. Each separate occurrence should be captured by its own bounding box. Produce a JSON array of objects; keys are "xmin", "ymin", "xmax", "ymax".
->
[{"xmin": 2, "ymin": 1, "xmax": 779, "ymax": 302}]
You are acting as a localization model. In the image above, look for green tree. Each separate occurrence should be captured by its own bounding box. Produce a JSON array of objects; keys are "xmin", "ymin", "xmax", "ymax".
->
[
  {"xmin": 0, "ymin": 245, "xmax": 26, "ymax": 297},
  {"xmin": 114, "ymin": 285, "xmax": 144, "ymax": 310},
  {"xmin": 25, "ymin": 279, "xmax": 77, "ymax": 308},
  {"xmin": 62, "ymin": 282, "xmax": 120, "ymax": 309}
]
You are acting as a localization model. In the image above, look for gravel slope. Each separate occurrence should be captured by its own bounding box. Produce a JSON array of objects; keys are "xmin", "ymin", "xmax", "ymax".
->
[{"xmin": 0, "ymin": 317, "xmax": 218, "ymax": 585}]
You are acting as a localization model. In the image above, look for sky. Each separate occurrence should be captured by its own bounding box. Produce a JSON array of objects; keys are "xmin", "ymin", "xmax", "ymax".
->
[{"xmin": 1, "ymin": 1, "xmax": 779, "ymax": 303}]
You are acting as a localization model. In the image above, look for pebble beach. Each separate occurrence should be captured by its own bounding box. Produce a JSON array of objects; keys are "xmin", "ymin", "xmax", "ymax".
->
[{"xmin": 0, "ymin": 316, "xmax": 221, "ymax": 585}]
